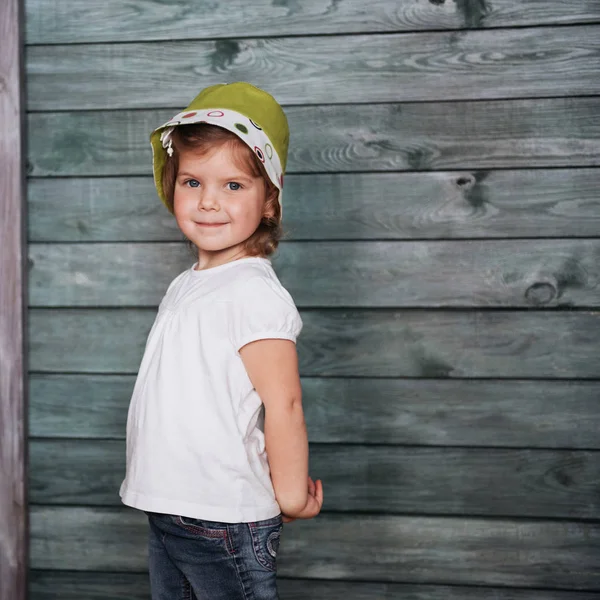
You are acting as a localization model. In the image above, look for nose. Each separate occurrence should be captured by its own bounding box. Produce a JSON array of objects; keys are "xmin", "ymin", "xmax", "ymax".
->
[{"xmin": 196, "ymin": 186, "xmax": 220, "ymax": 211}]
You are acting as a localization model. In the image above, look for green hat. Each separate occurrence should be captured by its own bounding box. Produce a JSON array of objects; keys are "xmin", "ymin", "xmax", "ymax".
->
[{"xmin": 150, "ymin": 82, "xmax": 289, "ymax": 215}]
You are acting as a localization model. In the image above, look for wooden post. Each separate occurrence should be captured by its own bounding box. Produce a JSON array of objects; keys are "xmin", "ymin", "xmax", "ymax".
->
[{"xmin": 0, "ymin": 0, "xmax": 27, "ymax": 598}]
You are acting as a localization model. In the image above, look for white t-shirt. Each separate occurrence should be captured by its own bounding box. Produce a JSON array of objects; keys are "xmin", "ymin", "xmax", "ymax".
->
[{"xmin": 119, "ymin": 256, "xmax": 303, "ymax": 523}]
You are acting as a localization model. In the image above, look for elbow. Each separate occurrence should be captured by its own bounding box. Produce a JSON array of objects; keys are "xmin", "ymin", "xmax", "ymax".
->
[{"xmin": 277, "ymin": 493, "xmax": 308, "ymax": 518}]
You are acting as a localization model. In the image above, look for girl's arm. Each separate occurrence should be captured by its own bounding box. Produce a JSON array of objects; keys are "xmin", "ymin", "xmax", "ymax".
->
[{"xmin": 239, "ymin": 338, "xmax": 323, "ymax": 519}]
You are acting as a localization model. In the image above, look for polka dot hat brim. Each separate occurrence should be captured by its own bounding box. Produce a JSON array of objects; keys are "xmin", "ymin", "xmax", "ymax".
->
[{"xmin": 150, "ymin": 82, "xmax": 289, "ymax": 215}]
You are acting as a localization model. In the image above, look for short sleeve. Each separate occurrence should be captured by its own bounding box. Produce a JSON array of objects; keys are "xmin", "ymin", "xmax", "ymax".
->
[{"xmin": 228, "ymin": 276, "xmax": 303, "ymax": 352}]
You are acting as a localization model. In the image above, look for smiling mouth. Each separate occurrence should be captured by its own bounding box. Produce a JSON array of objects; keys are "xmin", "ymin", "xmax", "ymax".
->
[{"xmin": 195, "ymin": 222, "xmax": 227, "ymax": 227}]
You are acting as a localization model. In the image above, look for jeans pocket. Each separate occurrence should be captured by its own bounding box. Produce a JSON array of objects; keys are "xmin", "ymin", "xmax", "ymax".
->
[
  {"xmin": 248, "ymin": 515, "xmax": 283, "ymax": 572},
  {"xmin": 175, "ymin": 515, "xmax": 229, "ymax": 540}
]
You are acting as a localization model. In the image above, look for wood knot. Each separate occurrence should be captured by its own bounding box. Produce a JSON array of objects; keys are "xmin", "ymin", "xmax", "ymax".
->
[
  {"xmin": 525, "ymin": 281, "xmax": 557, "ymax": 306},
  {"xmin": 456, "ymin": 175, "xmax": 475, "ymax": 188},
  {"xmin": 210, "ymin": 40, "xmax": 241, "ymax": 72}
]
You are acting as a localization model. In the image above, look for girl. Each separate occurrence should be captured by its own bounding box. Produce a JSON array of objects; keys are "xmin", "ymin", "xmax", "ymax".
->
[{"xmin": 119, "ymin": 82, "xmax": 324, "ymax": 600}]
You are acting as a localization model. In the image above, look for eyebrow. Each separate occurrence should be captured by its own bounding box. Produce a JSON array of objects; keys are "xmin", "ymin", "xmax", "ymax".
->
[{"xmin": 178, "ymin": 171, "xmax": 254, "ymax": 182}]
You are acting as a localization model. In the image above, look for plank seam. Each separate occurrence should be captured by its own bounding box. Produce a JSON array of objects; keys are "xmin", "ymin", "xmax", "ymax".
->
[
  {"xmin": 24, "ymin": 20, "xmax": 600, "ymax": 48},
  {"xmin": 28, "ymin": 504, "xmax": 600, "ymax": 524},
  {"xmin": 29, "ymin": 435, "xmax": 600, "ymax": 449},
  {"xmin": 28, "ymin": 436, "xmax": 600, "ymax": 452},
  {"xmin": 24, "ymin": 93, "xmax": 600, "ymax": 113},
  {"xmin": 24, "ymin": 165, "xmax": 600, "ymax": 179},
  {"xmin": 27, "ymin": 370, "xmax": 600, "ymax": 382},
  {"xmin": 26, "ymin": 569, "xmax": 600, "ymax": 593},
  {"xmin": 28, "ymin": 236, "xmax": 600, "ymax": 244},
  {"xmin": 27, "ymin": 305, "xmax": 600, "ymax": 311}
]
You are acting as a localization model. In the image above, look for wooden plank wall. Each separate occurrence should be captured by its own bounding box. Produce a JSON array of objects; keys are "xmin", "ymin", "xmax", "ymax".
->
[
  {"xmin": 25, "ymin": 1, "xmax": 600, "ymax": 598},
  {"xmin": 0, "ymin": 0, "xmax": 27, "ymax": 599}
]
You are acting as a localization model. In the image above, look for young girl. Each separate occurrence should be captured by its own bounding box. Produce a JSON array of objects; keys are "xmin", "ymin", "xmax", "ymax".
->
[{"xmin": 119, "ymin": 82, "xmax": 324, "ymax": 600}]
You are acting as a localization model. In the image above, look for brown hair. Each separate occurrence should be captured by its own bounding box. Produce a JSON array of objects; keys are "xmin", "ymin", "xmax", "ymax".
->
[{"xmin": 162, "ymin": 124, "xmax": 282, "ymax": 257}]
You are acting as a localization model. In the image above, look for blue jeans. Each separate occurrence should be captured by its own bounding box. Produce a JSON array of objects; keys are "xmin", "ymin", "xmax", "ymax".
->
[{"xmin": 146, "ymin": 511, "xmax": 283, "ymax": 600}]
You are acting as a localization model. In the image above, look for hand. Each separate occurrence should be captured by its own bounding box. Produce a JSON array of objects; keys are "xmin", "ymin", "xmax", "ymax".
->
[{"xmin": 282, "ymin": 476, "xmax": 323, "ymax": 523}]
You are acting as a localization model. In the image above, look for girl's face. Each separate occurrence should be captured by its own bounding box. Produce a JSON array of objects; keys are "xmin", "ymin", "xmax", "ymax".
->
[{"xmin": 173, "ymin": 143, "xmax": 272, "ymax": 269}]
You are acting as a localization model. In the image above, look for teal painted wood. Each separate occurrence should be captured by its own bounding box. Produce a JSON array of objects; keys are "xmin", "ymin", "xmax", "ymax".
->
[
  {"xmin": 29, "ymin": 507, "xmax": 600, "ymax": 588},
  {"xmin": 26, "ymin": 27, "xmax": 600, "ymax": 110},
  {"xmin": 28, "ymin": 439, "xmax": 600, "ymax": 519},
  {"xmin": 310, "ymin": 446, "xmax": 600, "ymax": 519},
  {"xmin": 30, "ymin": 572, "xmax": 153, "ymax": 600},
  {"xmin": 296, "ymin": 378, "xmax": 600, "ymax": 448},
  {"xmin": 29, "ymin": 374, "xmax": 600, "ymax": 448},
  {"xmin": 26, "ymin": 169, "xmax": 600, "ymax": 242},
  {"xmin": 22, "ymin": 0, "xmax": 600, "ymax": 595},
  {"xmin": 29, "ymin": 375, "xmax": 133, "ymax": 439},
  {"xmin": 278, "ymin": 515, "xmax": 600, "ymax": 588},
  {"xmin": 30, "ymin": 439, "xmax": 128, "ymax": 506},
  {"xmin": 28, "ymin": 240, "xmax": 600, "ymax": 308},
  {"xmin": 29, "ymin": 308, "xmax": 600, "ymax": 377},
  {"xmin": 27, "ymin": 98, "xmax": 600, "ymax": 177},
  {"xmin": 28, "ymin": 571, "xmax": 600, "ymax": 600},
  {"xmin": 24, "ymin": 0, "xmax": 600, "ymax": 44}
]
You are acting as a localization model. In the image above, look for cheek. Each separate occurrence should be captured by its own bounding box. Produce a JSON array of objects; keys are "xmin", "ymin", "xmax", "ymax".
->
[
  {"xmin": 173, "ymin": 190, "xmax": 195, "ymax": 228},
  {"xmin": 173, "ymin": 186, "xmax": 194, "ymax": 212},
  {"xmin": 224, "ymin": 191, "xmax": 255, "ymax": 215},
  {"xmin": 239, "ymin": 190, "xmax": 267, "ymax": 221},
  {"xmin": 237, "ymin": 202, "xmax": 264, "ymax": 232},
  {"xmin": 173, "ymin": 206, "xmax": 187, "ymax": 232}
]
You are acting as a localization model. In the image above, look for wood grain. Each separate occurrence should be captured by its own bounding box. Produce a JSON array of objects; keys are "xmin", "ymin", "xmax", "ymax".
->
[
  {"xmin": 29, "ymin": 439, "xmax": 600, "ymax": 519},
  {"xmin": 309, "ymin": 445, "xmax": 600, "ymax": 519},
  {"xmin": 29, "ymin": 374, "xmax": 600, "ymax": 448},
  {"xmin": 29, "ymin": 507, "xmax": 600, "ymax": 588},
  {"xmin": 0, "ymin": 0, "xmax": 26, "ymax": 598},
  {"xmin": 22, "ymin": 0, "xmax": 600, "ymax": 595},
  {"xmin": 28, "ymin": 571, "xmax": 600, "ymax": 600},
  {"xmin": 28, "ymin": 239, "xmax": 600, "ymax": 308},
  {"xmin": 27, "ymin": 169, "xmax": 600, "ymax": 242},
  {"xmin": 26, "ymin": 26, "xmax": 600, "ymax": 109},
  {"xmin": 278, "ymin": 514, "xmax": 600, "ymax": 588},
  {"xmin": 28, "ymin": 308, "xmax": 600, "ymax": 378},
  {"xmin": 27, "ymin": 98, "xmax": 600, "ymax": 177},
  {"xmin": 25, "ymin": 0, "xmax": 600, "ymax": 44}
]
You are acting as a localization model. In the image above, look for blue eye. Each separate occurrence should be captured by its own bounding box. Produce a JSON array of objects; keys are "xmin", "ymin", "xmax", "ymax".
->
[
  {"xmin": 186, "ymin": 179, "xmax": 200, "ymax": 188},
  {"xmin": 227, "ymin": 182, "xmax": 242, "ymax": 191}
]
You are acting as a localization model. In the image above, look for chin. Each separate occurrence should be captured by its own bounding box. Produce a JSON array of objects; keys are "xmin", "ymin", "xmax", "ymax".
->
[
  {"xmin": 194, "ymin": 242, "xmax": 231, "ymax": 252},
  {"xmin": 197, "ymin": 240, "xmax": 245, "ymax": 253}
]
